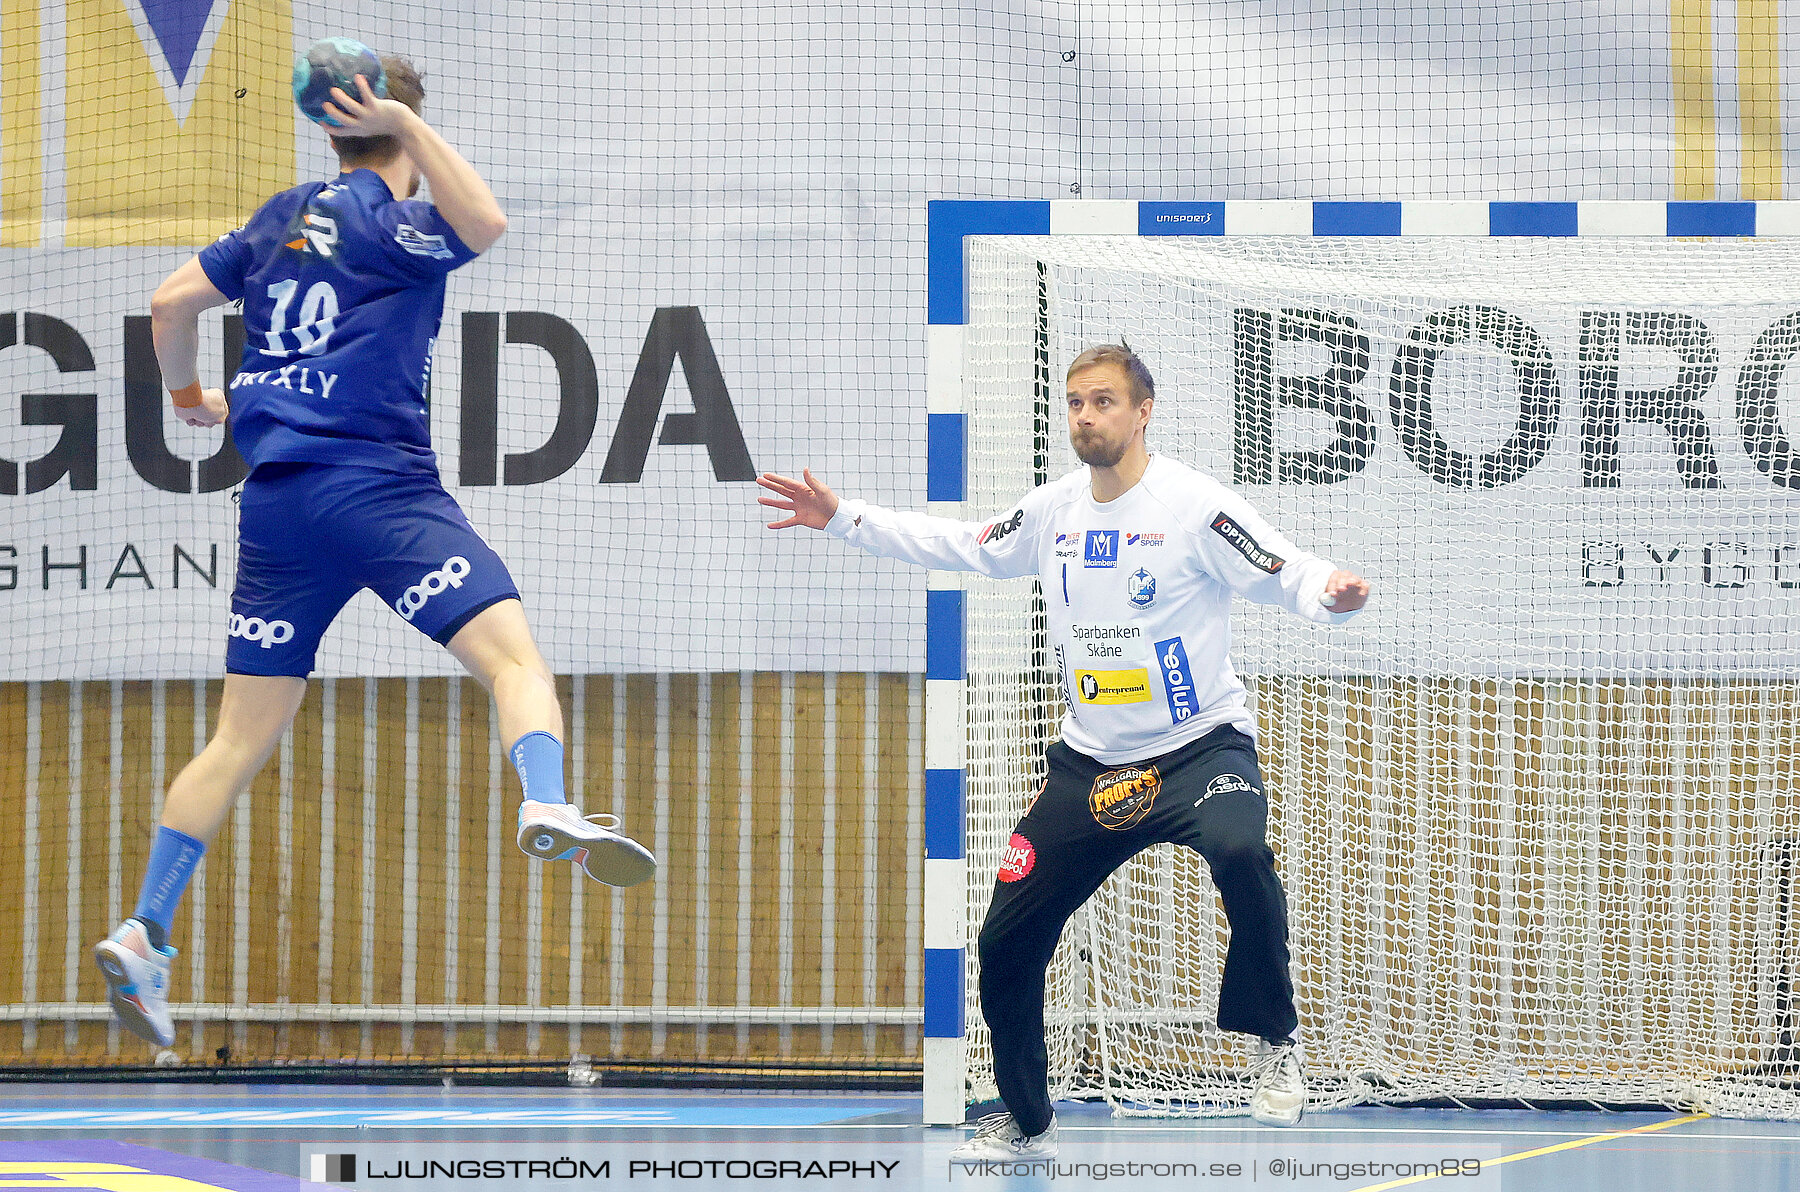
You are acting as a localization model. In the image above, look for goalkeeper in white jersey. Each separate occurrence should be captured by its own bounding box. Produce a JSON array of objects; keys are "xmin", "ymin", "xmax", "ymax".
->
[{"xmin": 759, "ymin": 344, "xmax": 1369, "ymax": 1157}]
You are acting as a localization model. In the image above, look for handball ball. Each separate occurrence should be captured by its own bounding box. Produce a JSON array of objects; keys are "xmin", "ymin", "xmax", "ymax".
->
[{"xmin": 292, "ymin": 37, "xmax": 387, "ymax": 128}]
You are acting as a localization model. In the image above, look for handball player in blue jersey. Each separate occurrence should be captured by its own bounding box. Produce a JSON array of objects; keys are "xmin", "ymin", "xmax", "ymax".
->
[{"xmin": 93, "ymin": 57, "xmax": 655, "ymax": 1049}]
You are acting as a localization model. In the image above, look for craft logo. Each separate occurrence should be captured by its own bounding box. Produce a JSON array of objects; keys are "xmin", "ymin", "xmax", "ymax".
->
[
  {"xmin": 978, "ymin": 509, "xmax": 1024, "ymax": 545},
  {"xmin": 1054, "ymin": 532, "xmax": 1078, "ymax": 559},
  {"xmin": 4, "ymin": 0, "xmax": 294, "ymax": 248},
  {"xmin": 311, "ymin": 1154, "xmax": 356, "ymax": 1183},
  {"xmin": 1085, "ymin": 529, "xmax": 1120, "ymax": 568},
  {"xmin": 1074, "ymin": 667, "xmax": 1152, "ymax": 705},
  {"xmin": 997, "ymin": 832, "xmax": 1036, "ymax": 882},
  {"xmin": 1090, "ymin": 764, "xmax": 1161, "ymax": 830},
  {"xmin": 1210, "ymin": 513, "xmax": 1284, "ymax": 574},
  {"xmin": 1126, "ymin": 566, "xmax": 1157, "ymax": 608}
]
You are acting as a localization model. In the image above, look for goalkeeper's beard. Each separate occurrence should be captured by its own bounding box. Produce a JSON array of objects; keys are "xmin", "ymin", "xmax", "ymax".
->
[{"xmin": 1072, "ymin": 429, "xmax": 1129, "ymax": 469}]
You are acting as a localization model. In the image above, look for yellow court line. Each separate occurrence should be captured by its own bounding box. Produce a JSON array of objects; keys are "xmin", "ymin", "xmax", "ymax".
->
[
  {"xmin": 1670, "ymin": 0, "xmax": 1716, "ymax": 200},
  {"xmin": 1737, "ymin": 0, "xmax": 1784, "ymax": 199},
  {"xmin": 1350, "ymin": 1113, "xmax": 1711, "ymax": 1192}
]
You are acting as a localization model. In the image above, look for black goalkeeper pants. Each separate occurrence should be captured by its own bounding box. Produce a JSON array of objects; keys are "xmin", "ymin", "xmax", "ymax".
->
[{"xmin": 977, "ymin": 723, "xmax": 1298, "ymax": 1137}]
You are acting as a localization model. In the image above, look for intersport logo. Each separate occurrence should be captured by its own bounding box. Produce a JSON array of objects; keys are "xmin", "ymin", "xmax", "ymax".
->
[{"xmin": 396, "ymin": 556, "xmax": 471, "ymax": 622}]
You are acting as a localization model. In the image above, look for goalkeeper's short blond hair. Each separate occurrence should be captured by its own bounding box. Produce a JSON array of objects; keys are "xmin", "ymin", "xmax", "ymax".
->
[{"xmin": 1067, "ymin": 344, "xmax": 1155, "ymax": 406}]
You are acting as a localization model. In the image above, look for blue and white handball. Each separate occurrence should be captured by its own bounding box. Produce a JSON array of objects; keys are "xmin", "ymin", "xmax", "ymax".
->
[{"xmin": 293, "ymin": 37, "xmax": 388, "ymax": 128}]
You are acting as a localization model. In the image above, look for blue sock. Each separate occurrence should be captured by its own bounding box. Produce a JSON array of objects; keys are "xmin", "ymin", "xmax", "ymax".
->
[
  {"xmin": 133, "ymin": 826, "xmax": 205, "ymax": 951},
  {"xmin": 510, "ymin": 731, "xmax": 567, "ymax": 804}
]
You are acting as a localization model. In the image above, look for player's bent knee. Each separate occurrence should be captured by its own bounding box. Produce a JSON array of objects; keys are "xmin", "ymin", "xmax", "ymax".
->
[{"xmin": 1204, "ymin": 836, "xmax": 1275, "ymax": 872}]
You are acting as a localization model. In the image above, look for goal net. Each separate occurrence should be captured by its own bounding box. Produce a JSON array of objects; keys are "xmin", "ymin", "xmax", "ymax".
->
[{"xmin": 960, "ymin": 232, "xmax": 1800, "ymax": 1118}]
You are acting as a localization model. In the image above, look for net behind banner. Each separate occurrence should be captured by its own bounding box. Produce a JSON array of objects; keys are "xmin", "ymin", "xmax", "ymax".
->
[
  {"xmin": 962, "ymin": 234, "xmax": 1800, "ymax": 1117},
  {"xmin": 0, "ymin": 2, "xmax": 927, "ymax": 1076}
]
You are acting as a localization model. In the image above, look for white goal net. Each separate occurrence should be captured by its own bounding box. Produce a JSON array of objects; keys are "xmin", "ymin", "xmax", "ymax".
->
[{"xmin": 960, "ymin": 233, "xmax": 1800, "ymax": 1118}]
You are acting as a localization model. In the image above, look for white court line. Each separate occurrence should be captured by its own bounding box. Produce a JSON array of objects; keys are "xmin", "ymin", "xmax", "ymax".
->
[{"xmin": 0, "ymin": 1121, "xmax": 1779, "ymax": 1138}]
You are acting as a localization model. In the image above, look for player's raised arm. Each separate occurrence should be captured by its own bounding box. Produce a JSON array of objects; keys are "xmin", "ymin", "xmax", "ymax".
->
[
  {"xmin": 149, "ymin": 256, "xmax": 231, "ymax": 428},
  {"xmin": 758, "ymin": 468, "xmax": 1041, "ymax": 580},
  {"xmin": 1194, "ymin": 489, "xmax": 1370, "ymax": 622},
  {"xmin": 324, "ymin": 75, "xmax": 507, "ymax": 252}
]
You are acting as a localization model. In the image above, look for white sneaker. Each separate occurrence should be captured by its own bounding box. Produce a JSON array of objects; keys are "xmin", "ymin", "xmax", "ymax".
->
[
  {"xmin": 94, "ymin": 918, "xmax": 176, "ymax": 1047},
  {"xmin": 949, "ymin": 1112, "xmax": 1058, "ymax": 1162},
  {"xmin": 517, "ymin": 800, "xmax": 656, "ymax": 888},
  {"xmin": 1250, "ymin": 1039, "xmax": 1307, "ymax": 1126}
]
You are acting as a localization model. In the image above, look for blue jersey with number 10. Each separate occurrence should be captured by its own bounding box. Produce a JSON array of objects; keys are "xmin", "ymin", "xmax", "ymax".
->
[{"xmin": 198, "ymin": 168, "xmax": 478, "ymax": 475}]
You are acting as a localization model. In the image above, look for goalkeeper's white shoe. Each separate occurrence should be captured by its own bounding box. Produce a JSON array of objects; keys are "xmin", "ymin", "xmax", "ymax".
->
[
  {"xmin": 94, "ymin": 918, "xmax": 176, "ymax": 1048},
  {"xmin": 517, "ymin": 800, "xmax": 656, "ymax": 887},
  {"xmin": 1250, "ymin": 1039, "xmax": 1307, "ymax": 1126},
  {"xmin": 949, "ymin": 1113, "xmax": 1058, "ymax": 1162}
]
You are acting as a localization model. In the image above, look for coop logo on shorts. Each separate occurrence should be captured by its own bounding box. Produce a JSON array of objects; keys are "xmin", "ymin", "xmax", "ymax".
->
[
  {"xmin": 1155, "ymin": 636, "xmax": 1197, "ymax": 724},
  {"xmin": 1127, "ymin": 567, "xmax": 1157, "ymax": 608},
  {"xmin": 229, "ymin": 614, "xmax": 295, "ymax": 649},
  {"xmin": 1074, "ymin": 668, "xmax": 1152, "ymax": 705},
  {"xmin": 1089, "ymin": 764, "xmax": 1162, "ymax": 830},
  {"xmin": 1084, "ymin": 529, "xmax": 1120, "ymax": 568},
  {"xmin": 396, "ymin": 555, "xmax": 471, "ymax": 621},
  {"xmin": 998, "ymin": 832, "xmax": 1037, "ymax": 882}
]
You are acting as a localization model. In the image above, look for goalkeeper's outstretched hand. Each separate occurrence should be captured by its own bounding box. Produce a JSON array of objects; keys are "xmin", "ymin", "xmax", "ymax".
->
[
  {"xmin": 1320, "ymin": 570, "xmax": 1370, "ymax": 612},
  {"xmin": 757, "ymin": 469, "xmax": 839, "ymax": 530}
]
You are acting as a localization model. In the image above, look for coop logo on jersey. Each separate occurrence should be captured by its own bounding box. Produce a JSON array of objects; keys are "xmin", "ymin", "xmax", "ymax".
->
[
  {"xmin": 1126, "ymin": 567, "xmax": 1157, "ymax": 608},
  {"xmin": 1085, "ymin": 530, "xmax": 1120, "ymax": 568},
  {"xmin": 998, "ymin": 832, "xmax": 1037, "ymax": 882},
  {"xmin": 395, "ymin": 555, "xmax": 471, "ymax": 621},
  {"xmin": 1075, "ymin": 668, "xmax": 1152, "ymax": 705},
  {"xmin": 1211, "ymin": 513, "xmax": 1284, "ymax": 574},
  {"xmin": 1089, "ymin": 764, "xmax": 1162, "ymax": 830},
  {"xmin": 228, "ymin": 614, "xmax": 295, "ymax": 649},
  {"xmin": 978, "ymin": 509, "xmax": 1025, "ymax": 545},
  {"xmin": 1127, "ymin": 532, "xmax": 1165, "ymax": 547},
  {"xmin": 1155, "ymin": 636, "xmax": 1197, "ymax": 724}
]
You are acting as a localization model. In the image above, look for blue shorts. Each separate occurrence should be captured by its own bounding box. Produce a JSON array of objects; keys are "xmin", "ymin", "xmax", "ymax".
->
[{"xmin": 227, "ymin": 462, "xmax": 520, "ymax": 677}]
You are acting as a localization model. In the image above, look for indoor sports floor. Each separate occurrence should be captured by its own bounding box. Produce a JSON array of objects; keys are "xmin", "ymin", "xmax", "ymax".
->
[{"xmin": 2, "ymin": 1084, "xmax": 1797, "ymax": 1190}]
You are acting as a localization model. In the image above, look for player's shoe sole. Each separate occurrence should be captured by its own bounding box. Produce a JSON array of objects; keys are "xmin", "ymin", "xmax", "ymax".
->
[
  {"xmin": 517, "ymin": 813, "xmax": 657, "ymax": 888},
  {"xmin": 94, "ymin": 933, "xmax": 175, "ymax": 1048}
]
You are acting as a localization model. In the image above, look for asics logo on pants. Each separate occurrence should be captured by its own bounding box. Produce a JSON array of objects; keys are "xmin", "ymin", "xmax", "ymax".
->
[
  {"xmin": 228, "ymin": 614, "xmax": 295, "ymax": 649},
  {"xmin": 396, "ymin": 555, "xmax": 471, "ymax": 621}
]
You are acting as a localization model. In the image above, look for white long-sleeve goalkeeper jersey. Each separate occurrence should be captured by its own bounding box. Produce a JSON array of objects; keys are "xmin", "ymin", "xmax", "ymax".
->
[{"xmin": 825, "ymin": 453, "xmax": 1361, "ymax": 765}]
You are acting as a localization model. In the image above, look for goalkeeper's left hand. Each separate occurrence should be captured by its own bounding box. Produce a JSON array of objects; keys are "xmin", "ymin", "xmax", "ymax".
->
[{"xmin": 1320, "ymin": 570, "xmax": 1370, "ymax": 612}]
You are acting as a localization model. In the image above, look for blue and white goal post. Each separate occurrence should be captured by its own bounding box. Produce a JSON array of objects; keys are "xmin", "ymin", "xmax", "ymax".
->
[{"xmin": 920, "ymin": 197, "xmax": 1800, "ymax": 1127}]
